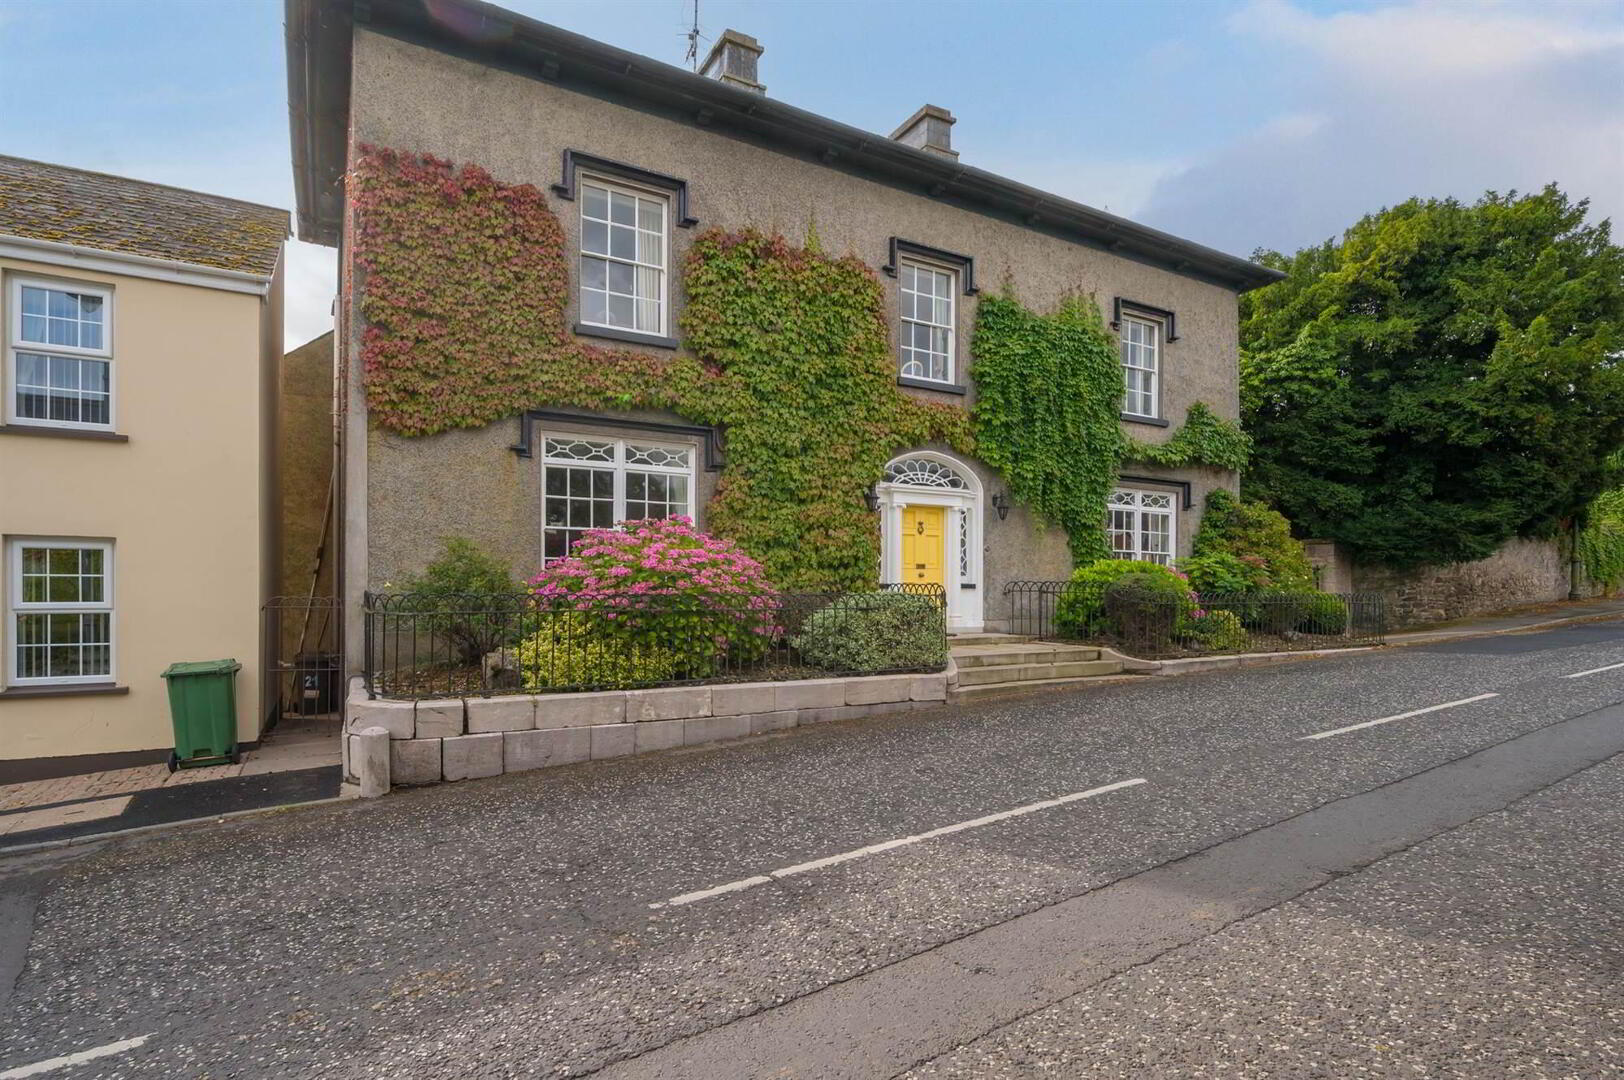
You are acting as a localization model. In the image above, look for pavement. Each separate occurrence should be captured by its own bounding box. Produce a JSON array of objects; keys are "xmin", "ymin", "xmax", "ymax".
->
[
  {"xmin": 0, "ymin": 615, "xmax": 1621, "ymax": 1077},
  {"xmin": 0, "ymin": 716, "xmax": 341, "ymax": 850}
]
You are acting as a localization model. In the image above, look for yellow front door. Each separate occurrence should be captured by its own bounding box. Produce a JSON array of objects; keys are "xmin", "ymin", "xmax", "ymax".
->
[{"xmin": 901, "ymin": 505, "xmax": 946, "ymax": 587}]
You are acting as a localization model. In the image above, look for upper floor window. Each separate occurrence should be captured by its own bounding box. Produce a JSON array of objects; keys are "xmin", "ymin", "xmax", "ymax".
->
[
  {"xmin": 8, "ymin": 279, "xmax": 112, "ymax": 429},
  {"xmin": 541, "ymin": 435, "xmax": 694, "ymax": 563},
  {"xmin": 900, "ymin": 261, "xmax": 956, "ymax": 384},
  {"xmin": 7, "ymin": 539, "xmax": 114, "ymax": 686},
  {"xmin": 1120, "ymin": 314, "xmax": 1160, "ymax": 419},
  {"xmin": 1108, "ymin": 488, "xmax": 1175, "ymax": 565},
  {"xmin": 579, "ymin": 179, "xmax": 668, "ymax": 338}
]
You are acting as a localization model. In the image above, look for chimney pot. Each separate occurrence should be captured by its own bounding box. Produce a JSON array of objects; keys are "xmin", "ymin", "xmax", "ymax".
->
[
  {"xmin": 701, "ymin": 29, "xmax": 765, "ymax": 94},
  {"xmin": 891, "ymin": 104, "xmax": 957, "ymax": 159}
]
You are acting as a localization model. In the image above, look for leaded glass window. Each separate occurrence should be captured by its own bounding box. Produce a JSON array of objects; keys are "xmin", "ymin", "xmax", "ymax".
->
[{"xmin": 1108, "ymin": 488, "xmax": 1176, "ymax": 565}]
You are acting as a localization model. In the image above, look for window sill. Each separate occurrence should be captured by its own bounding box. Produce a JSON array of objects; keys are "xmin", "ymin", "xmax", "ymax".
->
[
  {"xmin": 1120, "ymin": 413, "xmax": 1169, "ymax": 428},
  {"xmin": 0, "ymin": 682, "xmax": 129, "ymax": 701},
  {"xmin": 0, "ymin": 424, "xmax": 128, "ymax": 442},
  {"xmin": 573, "ymin": 323, "xmax": 680, "ymax": 350},
  {"xmin": 897, "ymin": 376, "xmax": 967, "ymax": 396}
]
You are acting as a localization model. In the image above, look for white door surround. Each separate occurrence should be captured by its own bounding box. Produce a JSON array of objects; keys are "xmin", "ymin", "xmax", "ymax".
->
[{"xmin": 877, "ymin": 452, "xmax": 983, "ymax": 631}]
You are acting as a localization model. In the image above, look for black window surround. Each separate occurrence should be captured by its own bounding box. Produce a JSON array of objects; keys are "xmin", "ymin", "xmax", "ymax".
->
[
  {"xmin": 510, "ymin": 409, "xmax": 723, "ymax": 470},
  {"xmin": 571, "ymin": 324, "xmax": 680, "ymax": 350},
  {"xmin": 1117, "ymin": 474, "xmax": 1193, "ymax": 510},
  {"xmin": 1111, "ymin": 298, "xmax": 1178, "ymax": 341},
  {"xmin": 550, "ymin": 150, "xmax": 699, "ymax": 228},
  {"xmin": 897, "ymin": 375, "xmax": 967, "ymax": 396},
  {"xmin": 1120, "ymin": 413, "xmax": 1170, "ymax": 428},
  {"xmin": 882, "ymin": 238, "xmax": 978, "ymax": 295}
]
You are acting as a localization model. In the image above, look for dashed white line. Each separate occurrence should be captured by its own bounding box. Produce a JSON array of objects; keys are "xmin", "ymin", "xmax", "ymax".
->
[
  {"xmin": 0, "ymin": 1035, "xmax": 152, "ymax": 1079},
  {"xmin": 1561, "ymin": 661, "xmax": 1624, "ymax": 679},
  {"xmin": 649, "ymin": 778, "xmax": 1148, "ymax": 909},
  {"xmin": 1299, "ymin": 693, "xmax": 1499, "ymax": 741}
]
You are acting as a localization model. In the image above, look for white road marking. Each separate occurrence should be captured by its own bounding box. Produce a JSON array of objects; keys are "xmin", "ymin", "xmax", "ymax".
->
[
  {"xmin": 649, "ymin": 778, "xmax": 1148, "ymax": 909},
  {"xmin": 1561, "ymin": 661, "xmax": 1624, "ymax": 679},
  {"xmin": 1299, "ymin": 693, "xmax": 1499, "ymax": 741},
  {"xmin": 0, "ymin": 1035, "xmax": 152, "ymax": 1078}
]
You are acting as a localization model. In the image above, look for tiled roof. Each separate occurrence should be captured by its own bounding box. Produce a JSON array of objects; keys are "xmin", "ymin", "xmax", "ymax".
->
[{"xmin": 0, "ymin": 155, "xmax": 289, "ymax": 277}]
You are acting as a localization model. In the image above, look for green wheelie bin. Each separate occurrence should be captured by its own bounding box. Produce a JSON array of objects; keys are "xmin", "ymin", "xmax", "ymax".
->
[{"xmin": 161, "ymin": 659, "xmax": 242, "ymax": 770}]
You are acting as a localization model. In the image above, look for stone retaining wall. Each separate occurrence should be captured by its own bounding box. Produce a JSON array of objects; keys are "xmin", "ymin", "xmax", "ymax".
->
[
  {"xmin": 343, "ymin": 670, "xmax": 950, "ymax": 790},
  {"xmin": 1305, "ymin": 536, "xmax": 1591, "ymax": 629}
]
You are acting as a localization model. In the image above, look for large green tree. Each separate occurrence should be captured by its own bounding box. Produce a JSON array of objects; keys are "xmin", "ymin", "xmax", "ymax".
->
[{"xmin": 1240, "ymin": 186, "xmax": 1624, "ymax": 568}]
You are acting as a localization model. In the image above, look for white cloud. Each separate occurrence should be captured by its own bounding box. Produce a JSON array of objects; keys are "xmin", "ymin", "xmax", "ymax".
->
[
  {"xmin": 284, "ymin": 241, "xmax": 337, "ymax": 350},
  {"xmin": 1137, "ymin": 0, "xmax": 1624, "ymax": 257}
]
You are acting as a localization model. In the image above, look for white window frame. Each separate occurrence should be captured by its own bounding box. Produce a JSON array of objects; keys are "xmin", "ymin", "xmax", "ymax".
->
[
  {"xmin": 6, "ymin": 538, "xmax": 115, "ymax": 687},
  {"xmin": 1119, "ymin": 313, "xmax": 1161, "ymax": 420},
  {"xmin": 577, "ymin": 175, "xmax": 670, "ymax": 339},
  {"xmin": 898, "ymin": 259, "xmax": 957, "ymax": 385},
  {"xmin": 540, "ymin": 433, "xmax": 697, "ymax": 564},
  {"xmin": 1108, "ymin": 488, "xmax": 1177, "ymax": 565},
  {"xmin": 6, "ymin": 276, "xmax": 115, "ymax": 431}
]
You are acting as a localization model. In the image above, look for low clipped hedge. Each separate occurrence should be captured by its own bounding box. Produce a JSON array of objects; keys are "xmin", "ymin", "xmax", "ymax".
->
[
  {"xmin": 792, "ymin": 593, "xmax": 947, "ymax": 674},
  {"xmin": 513, "ymin": 612, "xmax": 682, "ymax": 691}
]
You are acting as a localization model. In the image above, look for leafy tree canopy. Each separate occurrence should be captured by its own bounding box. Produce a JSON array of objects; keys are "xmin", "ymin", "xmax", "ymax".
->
[{"xmin": 1240, "ymin": 186, "xmax": 1624, "ymax": 568}]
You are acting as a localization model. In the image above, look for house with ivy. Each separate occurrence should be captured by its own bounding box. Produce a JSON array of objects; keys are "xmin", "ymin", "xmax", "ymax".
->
[{"xmin": 285, "ymin": 0, "xmax": 1279, "ymax": 652}]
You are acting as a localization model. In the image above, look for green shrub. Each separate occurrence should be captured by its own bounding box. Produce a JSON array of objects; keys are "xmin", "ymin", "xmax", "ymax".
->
[
  {"xmin": 1180, "ymin": 551, "xmax": 1268, "ymax": 594},
  {"xmin": 792, "ymin": 593, "xmax": 947, "ymax": 673},
  {"xmin": 1102, "ymin": 573, "xmax": 1185, "ymax": 652},
  {"xmin": 1055, "ymin": 559, "xmax": 1195, "ymax": 637},
  {"xmin": 397, "ymin": 537, "xmax": 522, "ymax": 666},
  {"xmin": 1186, "ymin": 608, "xmax": 1249, "ymax": 651},
  {"xmin": 513, "ymin": 612, "xmax": 682, "ymax": 691},
  {"xmin": 1189, "ymin": 490, "xmax": 1316, "ymax": 591},
  {"xmin": 1296, "ymin": 592, "xmax": 1349, "ymax": 635},
  {"xmin": 1246, "ymin": 590, "xmax": 1311, "ymax": 635},
  {"xmin": 1580, "ymin": 485, "xmax": 1624, "ymax": 594}
]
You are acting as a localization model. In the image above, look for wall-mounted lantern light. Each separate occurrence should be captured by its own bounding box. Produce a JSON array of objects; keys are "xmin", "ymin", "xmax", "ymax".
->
[
  {"xmin": 991, "ymin": 492, "xmax": 1011, "ymax": 521},
  {"xmin": 863, "ymin": 484, "xmax": 881, "ymax": 513}
]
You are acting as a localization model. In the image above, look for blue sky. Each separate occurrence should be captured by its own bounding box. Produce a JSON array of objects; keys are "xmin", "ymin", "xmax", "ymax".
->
[{"xmin": 2, "ymin": 0, "xmax": 1620, "ymax": 347}]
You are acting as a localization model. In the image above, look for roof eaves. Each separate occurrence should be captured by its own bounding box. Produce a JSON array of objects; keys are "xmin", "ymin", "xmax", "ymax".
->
[{"xmin": 289, "ymin": 0, "xmax": 1284, "ymax": 291}]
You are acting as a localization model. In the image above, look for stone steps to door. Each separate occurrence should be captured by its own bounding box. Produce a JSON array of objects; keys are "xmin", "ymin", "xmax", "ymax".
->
[
  {"xmin": 953, "ymin": 645, "xmax": 1103, "ymax": 669},
  {"xmin": 954, "ymin": 659, "xmax": 1124, "ymax": 687}
]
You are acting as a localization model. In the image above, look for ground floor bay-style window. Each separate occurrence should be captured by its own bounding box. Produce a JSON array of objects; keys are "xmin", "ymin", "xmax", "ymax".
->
[
  {"xmin": 541, "ymin": 435, "xmax": 693, "ymax": 562},
  {"xmin": 6, "ymin": 539, "xmax": 113, "ymax": 685},
  {"xmin": 1108, "ymin": 488, "xmax": 1175, "ymax": 565}
]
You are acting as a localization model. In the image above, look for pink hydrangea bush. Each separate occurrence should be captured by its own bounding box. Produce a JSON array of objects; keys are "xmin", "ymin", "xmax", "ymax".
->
[{"xmin": 526, "ymin": 517, "xmax": 779, "ymax": 676}]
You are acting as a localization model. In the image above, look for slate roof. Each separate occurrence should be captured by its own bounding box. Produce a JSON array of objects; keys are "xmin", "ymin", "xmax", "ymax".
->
[{"xmin": 0, "ymin": 155, "xmax": 289, "ymax": 278}]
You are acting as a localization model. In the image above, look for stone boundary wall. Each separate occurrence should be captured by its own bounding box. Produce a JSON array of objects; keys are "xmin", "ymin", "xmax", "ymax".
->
[
  {"xmin": 343, "ymin": 670, "xmax": 950, "ymax": 790},
  {"xmin": 1308, "ymin": 536, "xmax": 1589, "ymax": 629}
]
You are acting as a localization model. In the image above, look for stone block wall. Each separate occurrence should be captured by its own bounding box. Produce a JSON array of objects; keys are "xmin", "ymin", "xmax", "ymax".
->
[
  {"xmin": 1323, "ymin": 536, "xmax": 1590, "ymax": 629},
  {"xmin": 344, "ymin": 670, "xmax": 950, "ymax": 791}
]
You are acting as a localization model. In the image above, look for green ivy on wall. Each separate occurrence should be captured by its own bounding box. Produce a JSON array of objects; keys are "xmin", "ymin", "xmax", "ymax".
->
[
  {"xmin": 354, "ymin": 147, "xmax": 1246, "ymax": 583},
  {"xmin": 351, "ymin": 147, "xmax": 968, "ymax": 589},
  {"xmin": 679, "ymin": 229, "xmax": 972, "ymax": 588},
  {"xmin": 969, "ymin": 292, "xmax": 1126, "ymax": 563},
  {"xmin": 1124, "ymin": 402, "xmax": 1252, "ymax": 472}
]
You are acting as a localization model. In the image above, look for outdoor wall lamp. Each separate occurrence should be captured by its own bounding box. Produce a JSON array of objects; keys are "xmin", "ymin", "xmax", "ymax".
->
[
  {"xmin": 863, "ymin": 484, "xmax": 881, "ymax": 513},
  {"xmin": 992, "ymin": 492, "xmax": 1011, "ymax": 521}
]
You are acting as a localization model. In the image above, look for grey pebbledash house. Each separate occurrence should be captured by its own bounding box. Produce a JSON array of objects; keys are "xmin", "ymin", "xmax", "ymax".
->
[{"xmin": 285, "ymin": 0, "xmax": 1281, "ymax": 660}]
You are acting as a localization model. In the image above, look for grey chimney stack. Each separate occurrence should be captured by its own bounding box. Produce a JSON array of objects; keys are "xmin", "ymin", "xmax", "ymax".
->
[
  {"xmin": 891, "ymin": 104, "xmax": 957, "ymax": 159},
  {"xmin": 701, "ymin": 29, "xmax": 765, "ymax": 94}
]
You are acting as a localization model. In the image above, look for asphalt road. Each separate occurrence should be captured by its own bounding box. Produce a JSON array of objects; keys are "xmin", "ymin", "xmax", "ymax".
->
[{"xmin": 1, "ymin": 621, "xmax": 1621, "ymax": 1079}]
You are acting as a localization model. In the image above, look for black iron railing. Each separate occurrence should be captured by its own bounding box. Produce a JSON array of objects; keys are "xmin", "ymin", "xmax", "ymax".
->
[
  {"xmin": 363, "ymin": 584, "xmax": 947, "ymax": 700},
  {"xmin": 1003, "ymin": 581, "xmax": 1385, "ymax": 659}
]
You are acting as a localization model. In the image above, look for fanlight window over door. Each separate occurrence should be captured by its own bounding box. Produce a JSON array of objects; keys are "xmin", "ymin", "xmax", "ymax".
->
[{"xmin": 885, "ymin": 457, "xmax": 969, "ymax": 490}]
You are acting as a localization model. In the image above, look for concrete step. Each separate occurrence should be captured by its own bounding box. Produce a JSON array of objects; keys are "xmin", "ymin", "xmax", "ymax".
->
[
  {"xmin": 955, "ymin": 659, "xmax": 1123, "ymax": 686},
  {"xmin": 953, "ymin": 645, "xmax": 1101, "ymax": 668},
  {"xmin": 947, "ymin": 633, "xmax": 1034, "ymax": 647},
  {"xmin": 954, "ymin": 670, "xmax": 1135, "ymax": 702}
]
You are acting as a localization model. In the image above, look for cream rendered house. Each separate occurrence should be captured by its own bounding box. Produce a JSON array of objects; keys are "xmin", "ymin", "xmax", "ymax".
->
[{"xmin": 0, "ymin": 156, "xmax": 288, "ymax": 777}]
